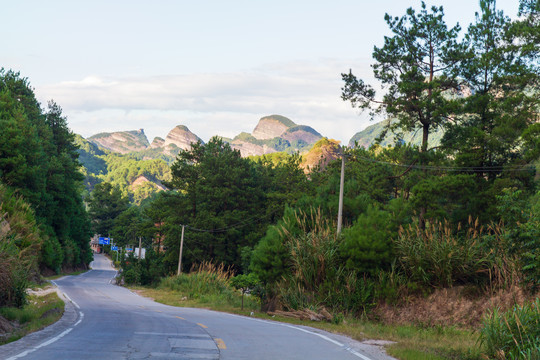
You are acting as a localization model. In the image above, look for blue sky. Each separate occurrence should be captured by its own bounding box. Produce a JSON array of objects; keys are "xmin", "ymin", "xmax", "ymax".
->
[{"xmin": 2, "ymin": 0, "xmax": 520, "ymax": 144}]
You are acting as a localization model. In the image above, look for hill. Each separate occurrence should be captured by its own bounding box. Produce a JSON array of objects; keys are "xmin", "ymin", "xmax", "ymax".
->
[
  {"xmin": 87, "ymin": 125, "xmax": 203, "ymax": 159},
  {"xmin": 349, "ymin": 119, "xmax": 445, "ymax": 148},
  {"xmin": 75, "ymin": 135, "xmax": 171, "ymax": 204},
  {"xmin": 89, "ymin": 129, "xmax": 150, "ymax": 154},
  {"xmin": 228, "ymin": 115, "xmax": 323, "ymax": 156},
  {"xmin": 301, "ymin": 138, "xmax": 341, "ymax": 172}
]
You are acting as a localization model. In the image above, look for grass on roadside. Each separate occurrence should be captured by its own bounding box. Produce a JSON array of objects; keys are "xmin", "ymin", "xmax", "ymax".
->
[
  {"xmin": 0, "ymin": 292, "xmax": 65, "ymax": 345},
  {"xmin": 131, "ymin": 263, "xmax": 259, "ymax": 313},
  {"xmin": 44, "ymin": 269, "xmax": 89, "ymax": 281}
]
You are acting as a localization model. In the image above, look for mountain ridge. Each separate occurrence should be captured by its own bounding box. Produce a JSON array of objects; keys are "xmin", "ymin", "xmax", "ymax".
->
[{"xmin": 86, "ymin": 114, "xmax": 324, "ymax": 158}]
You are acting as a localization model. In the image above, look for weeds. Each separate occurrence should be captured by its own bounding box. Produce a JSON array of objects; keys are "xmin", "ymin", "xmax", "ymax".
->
[
  {"xmin": 156, "ymin": 261, "xmax": 258, "ymax": 311},
  {"xmin": 479, "ymin": 298, "xmax": 539, "ymax": 359},
  {"xmin": 395, "ymin": 218, "xmax": 516, "ymax": 288},
  {"xmin": 0, "ymin": 292, "xmax": 64, "ymax": 345}
]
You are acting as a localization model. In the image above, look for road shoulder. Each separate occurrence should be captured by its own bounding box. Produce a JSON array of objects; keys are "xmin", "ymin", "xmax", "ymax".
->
[{"xmin": 0, "ymin": 289, "xmax": 79, "ymax": 359}]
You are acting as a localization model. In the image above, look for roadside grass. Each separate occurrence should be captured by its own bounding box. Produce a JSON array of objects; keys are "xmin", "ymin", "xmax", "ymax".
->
[
  {"xmin": 131, "ymin": 282, "xmax": 483, "ymax": 360},
  {"xmin": 44, "ymin": 269, "xmax": 88, "ymax": 281},
  {"xmin": 0, "ymin": 292, "xmax": 65, "ymax": 345},
  {"xmin": 131, "ymin": 266, "xmax": 260, "ymax": 313}
]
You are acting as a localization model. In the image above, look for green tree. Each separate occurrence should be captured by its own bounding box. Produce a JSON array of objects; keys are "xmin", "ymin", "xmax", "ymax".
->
[
  {"xmin": 341, "ymin": 205, "xmax": 395, "ymax": 276},
  {"xmin": 342, "ymin": 1, "xmax": 464, "ymax": 153},
  {"xmin": 166, "ymin": 137, "xmax": 268, "ymax": 270},
  {"xmin": 1, "ymin": 70, "xmax": 92, "ymax": 270},
  {"xmin": 0, "ymin": 88, "xmax": 46, "ymax": 210},
  {"xmin": 443, "ymin": 0, "xmax": 538, "ymax": 175},
  {"xmin": 441, "ymin": 0, "xmax": 539, "ymax": 220},
  {"xmin": 88, "ymin": 182, "xmax": 129, "ymax": 237},
  {"xmin": 230, "ymin": 273, "xmax": 259, "ymax": 310},
  {"xmin": 43, "ymin": 101, "xmax": 93, "ymax": 267},
  {"xmin": 112, "ymin": 206, "xmax": 143, "ymax": 247}
]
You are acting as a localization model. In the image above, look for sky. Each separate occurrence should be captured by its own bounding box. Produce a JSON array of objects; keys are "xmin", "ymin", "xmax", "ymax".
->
[{"xmin": 2, "ymin": 0, "xmax": 521, "ymax": 144}]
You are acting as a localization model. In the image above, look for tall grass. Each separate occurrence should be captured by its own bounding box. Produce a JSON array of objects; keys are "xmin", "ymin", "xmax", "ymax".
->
[
  {"xmin": 0, "ymin": 185, "xmax": 43, "ymax": 307},
  {"xmin": 158, "ymin": 261, "xmax": 258, "ymax": 310},
  {"xmin": 479, "ymin": 299, "xmax": 539, "ymax": 359},
  {"xmin": 395, "ymin": 217, "xmax": 517, "ymax": 288},
  {"xmin": 274, "ymin": 208, "xmax": 381, "ymax": 315},
  {"xmin": 161, "ymin": 261, "xmax": 233, "ymax": 300}
]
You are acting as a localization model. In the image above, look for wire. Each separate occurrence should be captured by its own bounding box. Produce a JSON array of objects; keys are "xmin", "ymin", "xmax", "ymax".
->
[
  {"xmin": 353, "ymin": 155, "xmax": 536, "ymax": 172},
  {"xmin": 184, "ymin": 206, "xmax": 282, "ymax": 233}
]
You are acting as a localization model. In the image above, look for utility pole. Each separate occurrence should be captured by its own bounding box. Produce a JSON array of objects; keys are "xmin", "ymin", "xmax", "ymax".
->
[
  {"xmin": 138, "ymin": 237, "xmax": 142, "ymax": 261},
  {"xmin": 337, "ymin": 146, "xmax": 346, "ymax": 235},
  {"xmin": 177, "ymin": 225, "xmax": 185, "ymax": 275}
]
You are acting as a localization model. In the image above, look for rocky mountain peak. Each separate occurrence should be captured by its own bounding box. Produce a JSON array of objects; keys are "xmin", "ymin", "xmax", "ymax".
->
[
  {"xmin": 150, "ymin": 137, "xmax": 165, "ymax": 148},
  {"xmin": 88, "ymin": 129, "xmax": 150, "ymax": 154},
  {"xmin": 252, "ymin": 115, "xmax": 296, "ymax": 140},
  {"xmin": 162, "ymin": 125, "xmax": 203, "ymax": 155}
]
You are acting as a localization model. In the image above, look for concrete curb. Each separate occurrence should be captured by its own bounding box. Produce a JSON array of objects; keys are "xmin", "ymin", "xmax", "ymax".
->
[{"xmin": 0, "ymin": 288, "xmax": 79, "ymax": 358}]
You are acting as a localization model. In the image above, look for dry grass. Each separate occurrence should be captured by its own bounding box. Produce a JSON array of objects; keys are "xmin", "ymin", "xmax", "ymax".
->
[
  {"xmin": 189, "ymin": 261, "xmax": 235, "ymax": 281},
  {"xmin": 374, "ymin": 285, "xmax": 536, "ymax": 328}
]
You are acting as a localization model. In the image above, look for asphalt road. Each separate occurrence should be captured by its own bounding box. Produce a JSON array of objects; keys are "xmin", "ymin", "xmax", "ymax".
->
[{"xmin": 0, "ymin": 254, "xmax": 396, "ymax": 360}]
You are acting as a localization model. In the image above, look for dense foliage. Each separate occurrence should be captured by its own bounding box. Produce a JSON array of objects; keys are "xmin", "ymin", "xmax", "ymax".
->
[
  {"xmin": 0, "ymin": 185, "xmax": 42, "ymax": 307},
  {"xmin": 0, "ymin": 69, "xmax": 92, "ymax": 277}
]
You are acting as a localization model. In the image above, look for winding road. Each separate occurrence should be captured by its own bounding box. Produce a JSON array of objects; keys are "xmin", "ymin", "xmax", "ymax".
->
[{"xmin": 0, "ymin": 254, "xmax": 395, "ymax": 360}]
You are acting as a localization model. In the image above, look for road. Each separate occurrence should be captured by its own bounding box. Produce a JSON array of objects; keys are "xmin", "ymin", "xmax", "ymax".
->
[{"xmin": 0, "ymin": 254, "xmax": 395, "ymax": 360}]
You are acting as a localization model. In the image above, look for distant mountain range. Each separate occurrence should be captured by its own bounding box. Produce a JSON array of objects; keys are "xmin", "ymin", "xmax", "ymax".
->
[
  {"xmin": 85, "ymin": 115, "xmax": 445, "ymax": 160},
  {"xmin": 86, "ymin": 115, "xmax": 323, "ymax": 158}
]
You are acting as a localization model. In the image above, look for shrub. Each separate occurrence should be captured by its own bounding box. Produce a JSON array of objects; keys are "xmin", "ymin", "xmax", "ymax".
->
[
  {"xmin": 230, "ymin": 273, "xmax": 259, "ymax": 310},
  {"xmin": 122, "ymin": 267, "xmax": 141, "ymax": 285},
  {"xmin": 121, "ymin": 248, "xmax": 167, "ymax": 286},
  {"xmin": 158, "ymin": 261, "xmax": 259, "ymax": 310},
  {"xmin": 341, "ymin": 205, "xmax": 394, "ymax": 276},
  {"xmin": 479, "ymin": 299, "xmax": 540, "ymax": 360}
]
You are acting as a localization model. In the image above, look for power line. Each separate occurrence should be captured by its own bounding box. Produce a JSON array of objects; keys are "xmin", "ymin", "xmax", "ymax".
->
[
  {"xmin": 185, "ymin": 206, "xmax": 282, "ymax": 233},
  {"xmin": 353, "ymin": 155, "xmax": 536, "ymax": 172}
]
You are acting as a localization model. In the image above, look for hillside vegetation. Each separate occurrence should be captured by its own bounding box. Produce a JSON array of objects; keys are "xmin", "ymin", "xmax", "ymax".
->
[{"xmin": 0, "ymin": 69, "xmax": 92, "ymax": 300}]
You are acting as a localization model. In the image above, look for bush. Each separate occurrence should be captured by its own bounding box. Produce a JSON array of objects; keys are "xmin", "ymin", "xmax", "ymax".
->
[
  {"xmin": 495, "ymin": 189, "xmax": 540, "ymax": 290},
  {"xmin": 121, "ymin": 248, "xmax": 166, "ymax": 286},
  {"xmin": 161, "ymin": 262, "xmax": 232, "ymax": 299},
  {"xmin": 158, "ymin": 262, "xmax": 259, "ymax": 310},
  {"xmin": 122, "ymin": 267, "xmax": 141, "ymax": 285},
  {"xmin": 341, "ymin": 205, "xmax": 394, "ymax": 276},
  {"xmin": 479, "ymin": 299, "xmax": 540, "ymax": 360}
]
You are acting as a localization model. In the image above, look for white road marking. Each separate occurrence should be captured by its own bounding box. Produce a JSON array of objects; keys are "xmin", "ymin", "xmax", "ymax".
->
[
  {"xmin": 5, "ymin": 311, "xmax": 84, "ymax": 360},
  {"xmin": 6, "ymin": 328, "xmax": 72, "ymax": 360},
  {"xmin": 74, "ymin": 312, "xmax": 84, "ymax": 326},
  {"xmin": 280, "ymin": 323, "xmax": 343, "ymax": 346},
  {"xmin": 232, "ymin": 315, "xmax": 374, "ymax": 360},
  {"xmin": 63, "ymin": 292, "xmax": 80, "ymax": 309}
]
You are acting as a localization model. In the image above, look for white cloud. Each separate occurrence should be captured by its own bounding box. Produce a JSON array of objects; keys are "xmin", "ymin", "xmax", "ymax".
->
[{"xmin": 36, "ymin": 59, "xmax": 377, "ymax": 144}]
